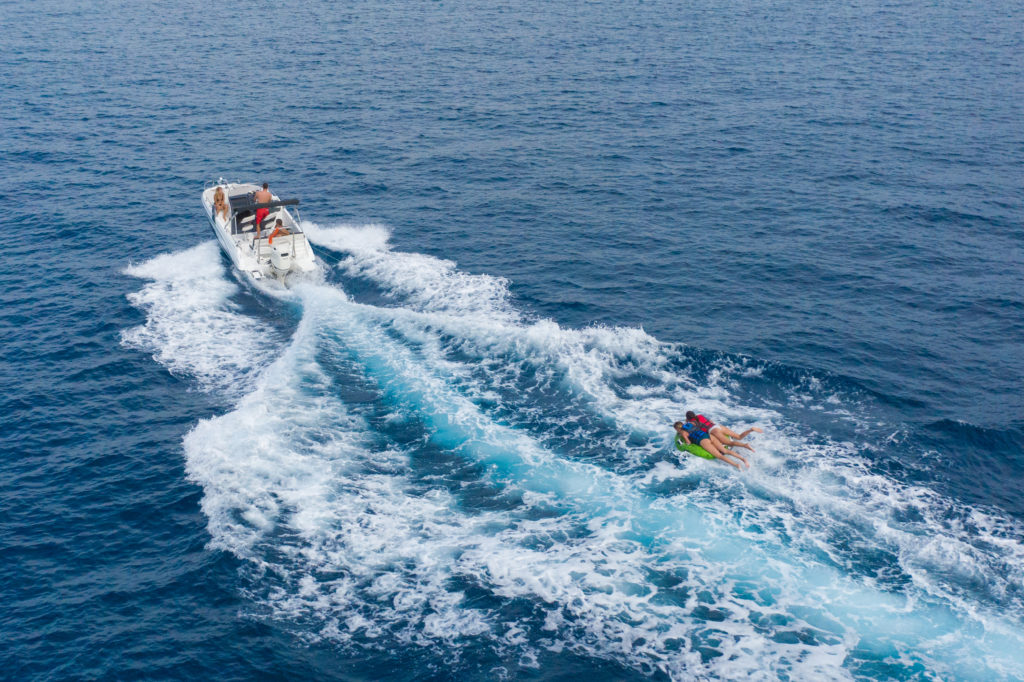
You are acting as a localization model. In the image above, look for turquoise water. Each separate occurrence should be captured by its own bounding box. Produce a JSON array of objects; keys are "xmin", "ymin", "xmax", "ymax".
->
[{"xmin": 2, "ymin": 1, "xmax": 1023, "ymax": 679}]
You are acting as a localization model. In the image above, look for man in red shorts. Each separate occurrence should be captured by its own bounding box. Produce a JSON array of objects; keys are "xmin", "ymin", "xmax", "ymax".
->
[{"xmin": 253, "ymin": 182, "xmax": 272, "ymax": 237}]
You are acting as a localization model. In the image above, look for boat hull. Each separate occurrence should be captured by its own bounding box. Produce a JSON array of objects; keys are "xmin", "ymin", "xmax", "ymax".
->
[{"xmin": 202, "ymin": 182, "xmax": 317, "ymax": 284}]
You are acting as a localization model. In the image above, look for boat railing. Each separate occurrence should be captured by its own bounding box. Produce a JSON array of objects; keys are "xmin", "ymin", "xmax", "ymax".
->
[
  {"xmin": 205, "ymin": 177, "xmax": 238, "ymax": 190},
  {"xmin": 251, "ymin": 206, "xmax": 303, "ymax": 263},
  {"xmin": 251, "ymin": 232, "xmax": 303, "ymax": 261}
]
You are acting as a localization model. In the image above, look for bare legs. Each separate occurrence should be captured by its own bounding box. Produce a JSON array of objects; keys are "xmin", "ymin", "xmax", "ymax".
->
[
  {"xmin": 715, "ymin": 425, "xmax": 743, "ymax": 440},
  {"xmin": 711, "ymin": 431, "xmax": 754, "ymax": 452},
  {"xmin": 711, "ymin": 425, "xmax": 763, "ymax": 452},
  {"xmin": 699, "ymin": 438, "xmax": 749, "ymax": 469},
  {"xmin": 711, "ymin": 451, "xmax": 742, "ymax": 470}
]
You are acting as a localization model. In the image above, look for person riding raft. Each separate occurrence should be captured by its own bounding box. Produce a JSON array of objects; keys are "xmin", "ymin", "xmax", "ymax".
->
[
  {"xmin": 674, "ymin": 421, "xmax": 749, "ymax": 470},
  {"xmin": 685, "ymin": 410, "xmax": 762, "ymax": 453}
]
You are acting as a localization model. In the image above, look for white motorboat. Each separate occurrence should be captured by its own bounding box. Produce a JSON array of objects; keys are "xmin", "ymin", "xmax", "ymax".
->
[{"xmin": 201, "ymin": 180, "xmax": 317, "ymax": 283}]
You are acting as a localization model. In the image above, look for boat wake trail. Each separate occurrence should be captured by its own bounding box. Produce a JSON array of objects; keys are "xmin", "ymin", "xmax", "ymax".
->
[
  {"xmin": 122, "ymin": 242, "xmax": 283, "ymax": 395},
  {"xmin": 123, "ymin": 233, "xmax": 1024, "ymax": 680}
]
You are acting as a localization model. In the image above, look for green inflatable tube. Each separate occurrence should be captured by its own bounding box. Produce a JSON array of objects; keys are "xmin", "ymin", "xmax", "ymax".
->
[{"xmin": 675, "ymin": 436, "xmax": 715, "ymax": 460}]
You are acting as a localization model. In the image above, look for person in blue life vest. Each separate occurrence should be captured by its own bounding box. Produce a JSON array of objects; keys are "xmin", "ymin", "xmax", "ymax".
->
[
  {"xmin": 674, "ymin": 421, "xmax": 749, "ymax": 470},
  {"xmin": 685, "ymin": 410, "xmax": 762, "ymax": 452}
]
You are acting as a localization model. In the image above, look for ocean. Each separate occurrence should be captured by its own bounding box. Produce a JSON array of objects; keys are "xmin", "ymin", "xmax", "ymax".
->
[{"xmin": 2, "ymin": 0, "xmax": 1023, "ymax": 679}]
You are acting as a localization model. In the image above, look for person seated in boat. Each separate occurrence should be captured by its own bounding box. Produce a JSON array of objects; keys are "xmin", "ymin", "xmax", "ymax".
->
[
  {"xmin": 685, "ymin": 410, "xmax": 761, "ymax": 452},
  {"xmin": 268, "ymin": 218, "xmax": 290, "ymax": 245},
  {"xmin": 253, "ymin": 182, "xmax": 272, "ymax": 235},
  {"xmin": 212, "ymin": 186, "xmax": 229, "ymax": 222},
  {"xmin": 674, "ymin": 421, "xmax": 749, "ymax": 470}
]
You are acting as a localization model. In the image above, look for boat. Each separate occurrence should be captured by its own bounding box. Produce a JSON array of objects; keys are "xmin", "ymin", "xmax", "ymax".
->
[{"xmin": 201, "ymin": 180, "xmax": 317, "ymax": 283}]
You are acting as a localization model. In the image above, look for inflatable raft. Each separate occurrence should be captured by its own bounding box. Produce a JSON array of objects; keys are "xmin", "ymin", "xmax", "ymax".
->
[{"xmin": 675, "ymin": 435, "xmax": 715, "ymax": 460}]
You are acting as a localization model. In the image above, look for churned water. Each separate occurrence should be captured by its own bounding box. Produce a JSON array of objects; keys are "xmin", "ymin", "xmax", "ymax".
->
[{"xmin": 2, "ymin": 0, "xmax": 1023, "ymax": 679}]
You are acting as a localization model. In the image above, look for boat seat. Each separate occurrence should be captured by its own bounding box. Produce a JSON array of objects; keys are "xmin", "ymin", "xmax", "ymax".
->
[{"xmin": 240, "ymin": 213, "xmax": 278, "ymax": 234}]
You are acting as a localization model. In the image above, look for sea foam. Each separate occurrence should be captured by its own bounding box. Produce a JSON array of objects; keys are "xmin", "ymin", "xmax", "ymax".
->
[
  {"xmin": 126, "ymin": 235, "xmax": 1024, "ymax": 679},
  {"xmin": 121, "ymin": 242, "xmax": 280, "ymax": 395}
]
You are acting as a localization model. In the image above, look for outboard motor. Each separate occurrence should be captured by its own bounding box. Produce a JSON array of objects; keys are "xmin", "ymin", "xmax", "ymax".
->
[{"xmin": 270, "ymin": 240, "xmax": 293, "ymax": 274}]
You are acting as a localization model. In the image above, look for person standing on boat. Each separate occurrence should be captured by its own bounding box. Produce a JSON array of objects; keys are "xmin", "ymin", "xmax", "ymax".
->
[{"xmin": 253, "ymin": 182, "xmax": 272, "ymax": 237}]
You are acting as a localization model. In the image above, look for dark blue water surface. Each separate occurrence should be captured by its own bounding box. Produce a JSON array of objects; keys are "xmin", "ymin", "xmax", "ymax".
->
[{"xmin": 3, "ymin": 1, "xmax": 1023, "ymax": 680}]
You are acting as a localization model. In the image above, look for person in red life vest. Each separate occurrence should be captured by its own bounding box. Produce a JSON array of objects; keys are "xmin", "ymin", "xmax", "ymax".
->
[
  {"xmin": 674, "ymin": 421, "xmax": 748, "ymax": 470},
  {"xmin": 253, "ymin": 182, "xmax": 272, "ymax": 237},
  {"xmin": 685, "ymin": 411, "xmax": 762, "ymax": 452},
  {"xmin": 268, "ymin": 218, "xmax": 290, "ymax": 244}
]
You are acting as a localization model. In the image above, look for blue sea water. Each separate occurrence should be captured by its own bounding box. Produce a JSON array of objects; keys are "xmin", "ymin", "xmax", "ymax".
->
[{"xmin": 2, "ymin": 0, "xmax": 1023, "ymax": 679}]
